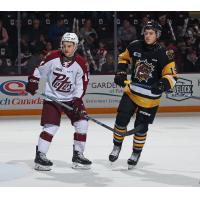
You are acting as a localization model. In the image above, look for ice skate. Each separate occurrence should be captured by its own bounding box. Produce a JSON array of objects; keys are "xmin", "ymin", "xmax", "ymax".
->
[
  {"xmin": 72, "ymin": 150, "xmax": 92, "ymax": 170},
  {"xmin": 34, "ymin": 146, "xmax": 53, "ymax": 171},
  {"xmin": 109, "ymin": 145, "xmax": 121, "ymax": 163},
  {"xmin": 127, "ymin": 151, "xmax": 141, "ymax": 170}
]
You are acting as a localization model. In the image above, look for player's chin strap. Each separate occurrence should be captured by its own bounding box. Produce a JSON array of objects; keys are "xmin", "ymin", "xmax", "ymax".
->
[{"xmin": 38, "ymin": 92, "xmax": 140, "ymax": 137}]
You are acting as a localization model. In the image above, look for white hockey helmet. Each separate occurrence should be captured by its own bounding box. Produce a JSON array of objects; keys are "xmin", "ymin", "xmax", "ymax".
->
[{"xmin": 60, "ymin": 32, "xmax": 79, "ymax": 55}]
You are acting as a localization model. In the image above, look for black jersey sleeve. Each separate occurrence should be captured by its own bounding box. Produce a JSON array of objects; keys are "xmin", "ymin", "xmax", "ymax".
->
[
  {"xmin": 117, "ymin": 40, "xmax": 139, "ymax": 72},
  {"xmin": 159, "ymin": 49, "xmax": 178, "ymax": 90}
]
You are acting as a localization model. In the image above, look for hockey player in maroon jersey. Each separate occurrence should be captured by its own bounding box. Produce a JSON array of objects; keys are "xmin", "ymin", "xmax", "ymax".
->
[{"xmin": 25, "ymin": 32, "xmax": 91, "ymax": 170}]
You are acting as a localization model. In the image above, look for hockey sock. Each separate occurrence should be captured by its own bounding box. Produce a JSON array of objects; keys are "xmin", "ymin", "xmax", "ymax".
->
[
  {"xmin": 113, "ymin": 124, "xmax": 126, "ymax": 146},
  {"xmin": 37, "ymin": 124, "xmax": 58, "ymax": 154},
  {"xmin": 74, "ymin": 132, "xmax": 86, "ymax": 153},
  {"xmin": 133, "ymin": 133, "xmax": 147, "ymax": 153},
  {"xmin": 38, "ymin": 131, "xmax": 53, "ymax": 154}
]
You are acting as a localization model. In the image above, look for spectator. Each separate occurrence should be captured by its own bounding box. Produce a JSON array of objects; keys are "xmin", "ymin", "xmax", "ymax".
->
[
  {"xmin": 96, "ymin": 40, "xmax": 107, "ymax": 71},
  {"xmin": 176, "ymin": 39, "xmax": 187, "ymax": 72},
  {"xmin": 183, "ymin": 50, "xmax": 200, "ymax": 73},
  {"xmin": 117, "ymin": 19, "xmax": 137, "ymax": 46},
  {"xmin": 48, "ymin": 18, "xmax": 70, "ymax": 48},
  {"xmin": 44, "ymin": 41, "xmax": 53, "ymax": 54},
  {"xmin": 100, "ymin": 53, "xmax": 115, "ymax": 74},
  {"xmin": 29, "ymin": 19, "xmax": 46, "ymax": 53},
  {"xmin": 79, "ymin": 32, "xmax": 99, "ymax": 74},
  {"xmin": 29, "ymin": 19, "xmax": 42, "ymax": 44},
  {"xmin": 15, "ymin": 46, "xmax": 32, "ymax": 74},
  {"xmin": 158, "ymin": 14, "xmax": 173, "ymax": 41},
  {"xmin": 139, "ymin": 14, "xmax": 150, "ymax": 38},
  {"xmin": 0, "ymin": 57, "xmax": 13, "ymax": 75},
  {"xmin": 25, "ymin": 49, "xmax": 44, "ymax": 74},
  {"xmin": 21, "ymin": 34, "xmax": 31, "ymax": 54},
  {"xmin": 185, "ymin": 36, "xmax": 196, "ymax": 50},
  {"xmin": 0, "ymin": 19, "xmax": 9, "ymax": 47},
  {"xmin": 79, "ymin": 19, "xmax": 98, "ymax": 41},
  {"xmin": 159, "ymin": 40, "xmax": 167, "ymax": 48},
  {"xmin": 7, "ymin": 19, "xmax": 18, "ymax": 62}
]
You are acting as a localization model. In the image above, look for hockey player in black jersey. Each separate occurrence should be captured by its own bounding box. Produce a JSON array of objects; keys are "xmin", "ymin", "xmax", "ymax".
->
[{"xmin": 109, "ymin": 21, "xmax": 178, "ymax": 169}]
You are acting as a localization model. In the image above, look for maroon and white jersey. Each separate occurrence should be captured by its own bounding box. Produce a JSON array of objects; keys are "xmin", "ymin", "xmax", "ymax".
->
[{"xmin": 33, "ymin": 50, "xmax": 89, "ymax": 101}]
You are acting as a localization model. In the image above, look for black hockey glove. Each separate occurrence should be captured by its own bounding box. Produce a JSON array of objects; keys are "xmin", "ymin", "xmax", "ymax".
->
[
  {"xmin": 151, "ymin": 78, "xmax": 168, "ymax": 95},
  {"xmin": 114, "ymin": 71, "xmax": 127, "ymax": 87}
]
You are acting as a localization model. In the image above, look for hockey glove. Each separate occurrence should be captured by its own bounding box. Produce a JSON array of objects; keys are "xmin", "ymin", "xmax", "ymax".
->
[
  {"xmin": 151, "ymin": 78, "xmax": 168, "ymax": 95},
  {"xmin": 25, "ymin": 75, "xmax": 39, "ymax": 95},
  {"xmin": 114, "ymin": 71, "xmax": 127, "ymax": 87},
  {"xmin": 72, "ymin": 98, "xmax": 87, "ymax": 117}
]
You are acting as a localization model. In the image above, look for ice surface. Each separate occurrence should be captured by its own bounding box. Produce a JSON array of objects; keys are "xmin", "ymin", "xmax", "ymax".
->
[{"xmin": 0, "ymin": 113, "xmax": 200, "ymax": 186}]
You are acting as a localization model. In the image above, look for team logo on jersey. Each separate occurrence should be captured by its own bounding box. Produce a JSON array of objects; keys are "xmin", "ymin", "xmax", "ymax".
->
[
  {"xmin": 133, "ymin": 52, "xmax": 141, "ymax": 58},
  {"xmin": 134, "ymin": 59, "xmax": 155, "ymax": 82},
  {"xmin": 52, "ymin": 72, "xmax": 72, "ymax": 92}
]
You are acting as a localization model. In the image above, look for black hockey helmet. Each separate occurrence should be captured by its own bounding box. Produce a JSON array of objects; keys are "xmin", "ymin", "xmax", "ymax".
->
[{"xmin": 144, "ymin": 21, "xmax": 162, "ymax": 38}]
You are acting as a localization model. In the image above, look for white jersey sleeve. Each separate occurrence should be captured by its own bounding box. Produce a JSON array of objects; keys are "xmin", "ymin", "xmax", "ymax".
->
[
  {"xmin": 32, "ymin": 62, "xmax": 49, "ymax": 79},
  {"xmin": 73, "ymin": 55, "xmax": 89, "ymax": 99},
  {"xmin": 32, "ymin": 52, "xmax": 56, "ymax": 79}
]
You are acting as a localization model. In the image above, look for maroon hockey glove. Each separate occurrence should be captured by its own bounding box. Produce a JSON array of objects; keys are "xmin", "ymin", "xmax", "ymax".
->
[
  {"xmin": 114, "ymin": 71, "xmax": 127, "ymax": 87},
  {"xmin": 25, "ymin": 75, "xmax": 39, "ymax": 95},
  {"xmin": 72, "ymin": 98, "xmax": 87, "ymax": 117}
]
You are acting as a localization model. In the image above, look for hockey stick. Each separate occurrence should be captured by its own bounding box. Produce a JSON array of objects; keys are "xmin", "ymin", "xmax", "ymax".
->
[
  {"xmin": 39, "ymin": 93, "xmax": 139, "ymax": 137},
  {"xmin": 167, "ymin": 19, "xmax": 176, "ymax": 41},
  {"xmin": 189, "ymin": 96, "xmax": 200, "ymax": 100}
]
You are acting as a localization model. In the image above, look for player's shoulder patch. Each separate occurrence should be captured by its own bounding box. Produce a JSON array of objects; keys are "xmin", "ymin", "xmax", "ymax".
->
[{"xmin": 166, "ymin": 49, "xmax": 175, "ymax": 60}]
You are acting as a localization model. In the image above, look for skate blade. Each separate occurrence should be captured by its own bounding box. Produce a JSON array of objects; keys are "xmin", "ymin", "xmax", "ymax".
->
[
  {"xmin": 34, "ymin": 163, "xmax": 52, "ymax": 171},
  {"xmin": 72, "ymin": 162, "xmax": 91, "ymax": 170},
  {"xmin": 109, "ymin": 161, "xmax": 116, "ymax": 169},
  {"xmin": 109, "ymin": 161, "xmax": 115, "ymax": 166},
  {"xmin": 128, "ymin": 164, "xmax": 135, "ymax": 170}
]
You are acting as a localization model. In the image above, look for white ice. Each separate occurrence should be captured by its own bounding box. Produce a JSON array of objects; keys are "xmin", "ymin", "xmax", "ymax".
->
[{"xmin": 0, "ymin": 113, "xmax": 200, "ymax": 187}]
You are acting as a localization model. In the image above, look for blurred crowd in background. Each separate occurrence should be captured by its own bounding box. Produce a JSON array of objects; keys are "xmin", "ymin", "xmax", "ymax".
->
[{"xmin": 0, "ymin": 11, "xmax": 200, "ymax": 75}]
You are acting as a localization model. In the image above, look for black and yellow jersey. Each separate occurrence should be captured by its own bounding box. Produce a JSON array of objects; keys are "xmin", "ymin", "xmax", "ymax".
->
[{"xmin": 118, "ymin": 40, "xmax": 177, "ymax": 108}]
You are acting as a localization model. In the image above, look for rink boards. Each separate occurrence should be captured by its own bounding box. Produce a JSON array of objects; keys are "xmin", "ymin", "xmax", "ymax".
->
[{"xmin": 0, "ymin": 74, "xmax": 200, "ymax": 115}]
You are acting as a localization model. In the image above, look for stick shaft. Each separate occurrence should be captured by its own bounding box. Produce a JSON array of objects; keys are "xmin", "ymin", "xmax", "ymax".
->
[{"xmin": 39, "ymin": 93, "xmax": 128, "ymax": 135}]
